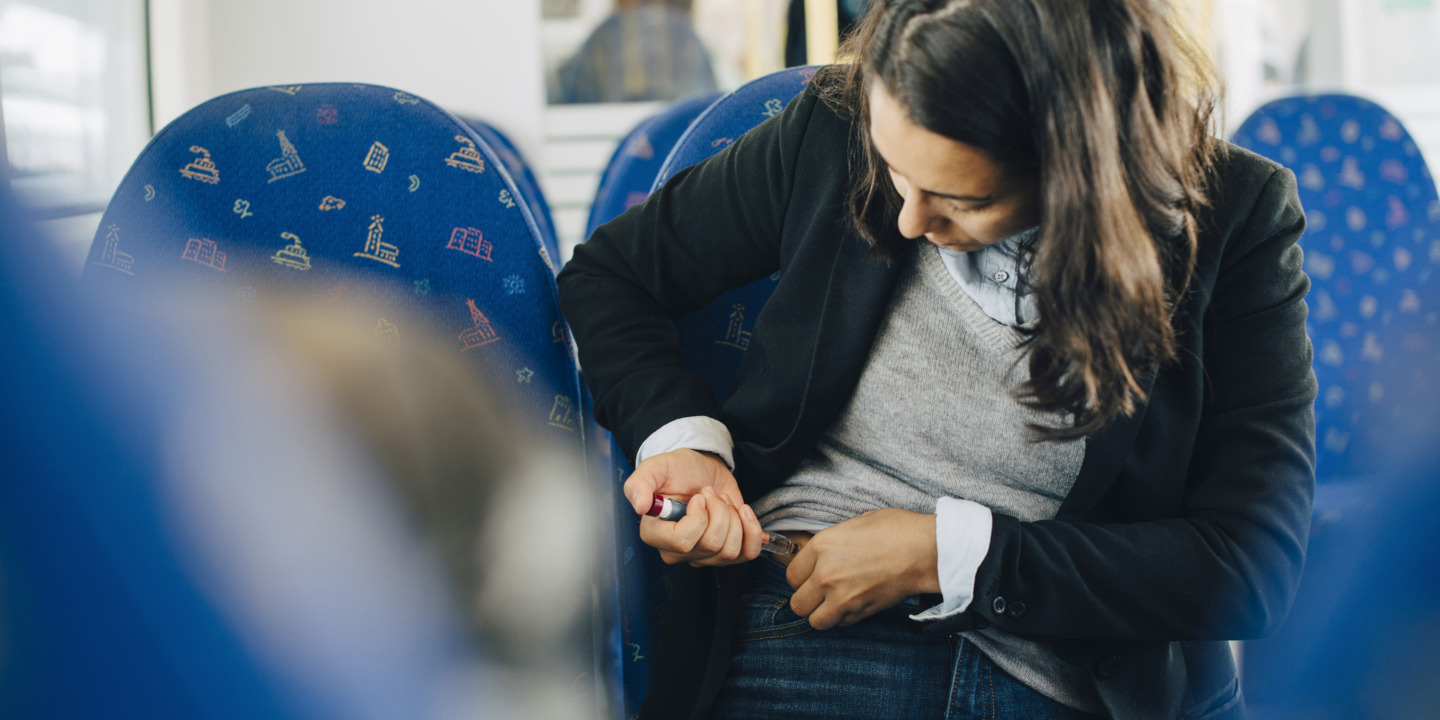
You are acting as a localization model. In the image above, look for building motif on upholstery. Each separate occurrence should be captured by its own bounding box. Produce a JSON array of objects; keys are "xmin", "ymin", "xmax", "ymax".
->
[
  {"xmin": 180, "ymin": 146, "xmax": 220, "ymax": 184},
  {"xmin": 374, "ymin": 319, "xmax": 401, "ymax": 346},
  {"xmin": 233, "ymin": 199, "xmax": 254, "ymax": 218},
  {"xmin": 710, "ymin": 137, "xmax": 734, "ymax": 149},
  {"xmin": 269, "ymin": 85, "xmax": 302, "ymax": 95},
  {"xmin": 93, "ymin": 225, "xmax": 134, "ymax": 275},
  {"xmin": 459, "ymin": 299, "xmax": 500, "ymax": 351},
  {"xmin": 444, "ymin": 136, "xmax": 485, "ymax": 173},
  {"xmin": 226, "ymin": 104, "xmax": 252, "ymax": 128},
  {"xmin": 316, "ymin": 104, "xmax": 338, "ymax": 125},
  {"xmin": 266, "ymin": 131, "xmax": 307, "ymax": 182},
  {"xmin": 355, "ymin": 215, "xmax": 401, "ymax": 268},
  {"xmin": 446, "ymin": 226, "xmax": 491, "ymax": 261},
  {"xmin": 363, "ymin": 141, "xmax": 390, "ymax": 174},
  {"xmin": 182, "ymin": 237, "xmax": 227, "ymax": 272},
  {"xmin": 394, "ymin": 92, "xmax": 419, "ymax": 105},
  {"xmin": 271, "ymin": 232, "xmax": 311, "ymax": 271},
  {"xmin": 498, "ymin": 189, "xmax": 516, "ymax": 208},
  {"xmin": 548, "ymin": 395, "xmax": 577, "ymax": 432},
  {"xmin": 319, "ymin": 195, "xmax": 346, "ymax": 211},
  {"xmin": 716, "ymin": 303, "xmax": 752, "ymax": 350}
]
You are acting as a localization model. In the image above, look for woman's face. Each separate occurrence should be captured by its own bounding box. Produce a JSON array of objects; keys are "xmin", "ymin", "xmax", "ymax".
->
[{"xmin": 868, "ymin": 80, "xmax": 1040, "ymax": 252}]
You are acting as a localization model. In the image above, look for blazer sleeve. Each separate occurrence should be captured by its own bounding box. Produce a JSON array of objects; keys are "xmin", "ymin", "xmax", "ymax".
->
[
  {"xmin": 935, "ymin": 165, "xmax": 1317, "ymax": 642},
  {"xmin": 557, "ymin": 88, "xmax": 823, "ymax": 460}
]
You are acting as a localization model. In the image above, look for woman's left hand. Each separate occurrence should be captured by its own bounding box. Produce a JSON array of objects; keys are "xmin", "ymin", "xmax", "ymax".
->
[{"xmin": 785, "ymin": 508, "xmax": 941, "ymax": 630}]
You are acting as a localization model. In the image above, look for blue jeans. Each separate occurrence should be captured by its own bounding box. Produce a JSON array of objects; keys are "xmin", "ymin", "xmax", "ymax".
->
[{"xmin": 711, "ymin": 556, "xmax": 1106, "ymax": 720}]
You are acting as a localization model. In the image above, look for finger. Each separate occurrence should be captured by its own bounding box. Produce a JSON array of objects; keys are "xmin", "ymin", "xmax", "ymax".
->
[
  {"xmin": 807, "ymin": 599, "xmax": 842, "ymax": 631},
  {"xmin": 623, "ymin": 469, "xmax": 660, "ymax": 515},
  {"xmin": 638, "ymin": 494, "xmax": 709, "ymax": 554},
  {"xmin": 693, "ymin": 487, "xmax": 732, "ymax": 558},
  {"xmin": 789, "ymin": 578, "xmax": 822, "ymax": 619},
  {"xmin": 737, "ymin": 505, "xmax": 764, "ymax": 561},
  {"xmin": 716, "ymin": 501, "xmax": 745, "ymax": 562},
  {"xmin": 714, "ymin": 475, "xmax": 746, "ymax": 510},
  {"xmin": 785, "ymin": 543, "xmax": 817, "ymax": 590}
]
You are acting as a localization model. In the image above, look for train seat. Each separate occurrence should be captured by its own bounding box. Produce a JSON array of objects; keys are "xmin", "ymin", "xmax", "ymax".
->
[
  {"xmin": 594, "ymin": 65, "xmax": 819, "ymax": 719},
  {"xmin": 1231, "ymin": 93, "xmax": 1440, "ymax": 713}
]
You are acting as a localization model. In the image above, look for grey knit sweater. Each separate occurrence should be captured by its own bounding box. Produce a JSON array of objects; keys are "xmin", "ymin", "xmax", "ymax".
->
[{"xmin": 752, "ymin": 246, "xmax": 1105, "ymax": 714}]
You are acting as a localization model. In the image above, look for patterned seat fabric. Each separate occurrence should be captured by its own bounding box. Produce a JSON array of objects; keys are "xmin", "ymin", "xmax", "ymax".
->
[
  {"xmin": 459, "ymin": 116, "xmax": 562, "ymax": 269},
  {"xmin": 84, "ymin": 83, "xmax": 582, "ymax": 445},
  {"xmin": 1231, "ymin": 95, "xmax": 1440, "ymax": 711},
  {"xmin": 1232, "ymin": 95, "xmax": 1440, "ymax": 482},
  {"xmin": 601, "ymin": 66, "xmax": 818, "ymax": 719},
  {"xmin": 585, "ymin": 91, "xmax": 722, "ymax": 240}
]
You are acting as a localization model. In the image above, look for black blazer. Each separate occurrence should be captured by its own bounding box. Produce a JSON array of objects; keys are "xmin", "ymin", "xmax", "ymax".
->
[{"xmin": 558, "ymin": 85, "xmax": 1316, "ymax": 720}]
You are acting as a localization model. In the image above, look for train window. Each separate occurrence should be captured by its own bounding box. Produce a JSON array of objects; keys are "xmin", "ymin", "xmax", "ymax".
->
[
  {"xmin": 0, "ymin": 0, "xmax": 150, "ymax": 219},
  {"xmin": 542, "ymin": 0, "xmax": 792, "ymax": 105}
]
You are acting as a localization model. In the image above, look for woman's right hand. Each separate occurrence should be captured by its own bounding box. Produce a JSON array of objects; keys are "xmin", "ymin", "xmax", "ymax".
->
[{"xmin": 624, "ymin": 449, "xmax": 766, "ymax": 567}]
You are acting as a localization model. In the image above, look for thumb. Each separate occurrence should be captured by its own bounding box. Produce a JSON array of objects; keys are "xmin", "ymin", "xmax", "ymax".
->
[{"xmin": 623, "ymin": 468, "xmax": 661, "ymax": 515}]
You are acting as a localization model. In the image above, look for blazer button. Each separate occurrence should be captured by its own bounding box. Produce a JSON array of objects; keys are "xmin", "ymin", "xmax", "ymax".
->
[
  {"xmin": 1008, "ymin": 601, "xmax": 1027, "ymax": 618},
  {"xmin": 1095, "ymin": 656, "xmax": 1122, "ymax": 680},
  {"xmin": 991, "ymin": 596, "xmax": 1007, "ymax": 614}
]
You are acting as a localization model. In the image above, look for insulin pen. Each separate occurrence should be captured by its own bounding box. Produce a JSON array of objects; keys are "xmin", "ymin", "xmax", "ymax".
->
[{"xmin": 647, "ymin": 493, "xmax": 796, "ymax": 556}]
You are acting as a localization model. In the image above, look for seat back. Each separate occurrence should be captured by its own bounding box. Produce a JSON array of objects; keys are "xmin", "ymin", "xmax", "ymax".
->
[
  {"xmin": 1231, "ymin": 94, "xmax": 1440, "ymax": 482},
  {"xmin": 585, "ymin": 91, "xmax": 721, "ymax": 239},
  {"xmin": 605, "ymin": 66, "xmax": 818, "ymax": 719},
  {"xmin": 657, "ymin": 66, "xmax": 819, "ymax": 401},
  {"xmin": 83, "ymin": 83, "xmax": 582, "ymax": 446},
  {"xmin": 459, "ymin": 116, "xmax": 562, "ymax": 270},
  {"xmin": 1231, "ymin": 94, "xmax": 1440, "ymax": 712}
]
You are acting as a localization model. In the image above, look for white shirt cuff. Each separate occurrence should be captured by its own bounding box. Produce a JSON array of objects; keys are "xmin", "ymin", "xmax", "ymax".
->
[
  {"xmin": 635, "ymin": 416, "xmax": 735, "ymax": 470},
  {"xmin": 910, "ymin": 497, "xmax": 993, "ymax": 622}
]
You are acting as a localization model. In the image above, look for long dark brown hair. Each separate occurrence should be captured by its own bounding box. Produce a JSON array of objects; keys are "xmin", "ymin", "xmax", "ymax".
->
[{"xmin": 815, "ymin": 0, "xmax": 1221, "ymax": 439}]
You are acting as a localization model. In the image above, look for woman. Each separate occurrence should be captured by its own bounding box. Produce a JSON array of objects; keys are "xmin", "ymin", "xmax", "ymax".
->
[{"xmin": 558, "ymin": 0, "xmax": 1315, "ymax": 718}]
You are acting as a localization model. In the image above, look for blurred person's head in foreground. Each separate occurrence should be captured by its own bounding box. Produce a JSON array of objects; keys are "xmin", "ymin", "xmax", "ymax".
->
[{"xmin": 147, "ymin": 285, "xmax": 597, "ymax": 719}]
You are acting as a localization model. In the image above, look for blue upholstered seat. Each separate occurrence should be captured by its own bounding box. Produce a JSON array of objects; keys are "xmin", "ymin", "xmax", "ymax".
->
[
  {"xmin": 600, "ymin": 66, "xmax": 818, "ymax": 719},
  {"xmin": 1232, "ymin": 95, "xmax": 1440, "ymax": 483},
  {"xmin": 83, "ymin": 83, "xmax": 582, "ymax": 444},
  {"xmin": 585, "ymin": 91, "xmax": 721, "ymax": 239},
  {"xmin": 1231, "ymin": 94, "xmax": 1440, "ymax": 710},
  {"xmin": 459, "ymin": 116, "xmax": 562, "ymax": 269}
]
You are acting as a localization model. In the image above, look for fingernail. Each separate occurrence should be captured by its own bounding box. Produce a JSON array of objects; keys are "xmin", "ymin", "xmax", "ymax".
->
[{"xmin": 743, "ymin": 505, "xmax": 756, "ymax": 521}]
